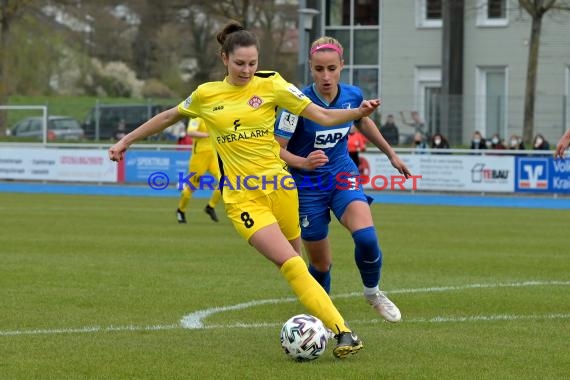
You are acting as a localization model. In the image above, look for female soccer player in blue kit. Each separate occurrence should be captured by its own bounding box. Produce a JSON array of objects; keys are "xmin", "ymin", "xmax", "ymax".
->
[{"xmin": 275, "ymin": 36, "xmax": 411, "ymax": 322}]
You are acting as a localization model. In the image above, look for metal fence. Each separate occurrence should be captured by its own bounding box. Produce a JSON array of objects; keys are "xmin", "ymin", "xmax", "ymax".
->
[{"xmin": 378, "ymin": 94, "xmax": 568, "ymax": 148}]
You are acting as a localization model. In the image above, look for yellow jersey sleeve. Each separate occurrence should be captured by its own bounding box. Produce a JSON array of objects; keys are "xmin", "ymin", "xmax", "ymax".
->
[{"xmin": 269, "ymin": 72, "xmax": 312, "ymax": 115}]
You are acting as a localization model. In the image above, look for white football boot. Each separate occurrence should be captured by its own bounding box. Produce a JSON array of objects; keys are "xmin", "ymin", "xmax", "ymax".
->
[{"xmin": 365, "ymin": 291, "xmax": 402, "ymax": 322}]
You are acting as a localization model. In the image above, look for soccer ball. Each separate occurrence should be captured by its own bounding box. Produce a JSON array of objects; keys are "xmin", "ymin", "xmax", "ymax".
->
[{"xmin": 280, "ymin": 314, "xmax": 329, "ymax": 361}]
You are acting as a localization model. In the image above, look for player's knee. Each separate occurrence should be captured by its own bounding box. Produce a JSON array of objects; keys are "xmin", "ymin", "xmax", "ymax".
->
[
  {"xmin": 352, "ymin": 226, "xmax": 378, "ymax": 249},
  {"xmin": 309, "ymin": 257, "xmax": 331, "ymax": 272},
  {"xmin": 301, "ymin": 229, "xmax": 327, "ymax": 242},
  {"xmin": 352, "ymin": 226, "xmax": 382, "ymax": 263}
]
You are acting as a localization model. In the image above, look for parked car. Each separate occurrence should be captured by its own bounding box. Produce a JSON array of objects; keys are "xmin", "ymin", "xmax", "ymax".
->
[
  {"xmin": 7, "ymin": 116, "xmax": 84, "ymax": 141},
  {"xmin": 81, "ymin": 104, "xmax": 175, "ymax": 140}
]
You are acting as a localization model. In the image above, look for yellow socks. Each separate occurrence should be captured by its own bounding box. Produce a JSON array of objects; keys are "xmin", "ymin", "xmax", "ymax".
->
[
  {"xmin": 208, "ymin": 189, "xmax": 222, "ymax": 208},
  {"xmin": 178, "ymin": 185, "xmax": 193, "ymax": 212},
  {"xmin": 280, "ymin": 256, "xmax": 351, "ymax": 334}
]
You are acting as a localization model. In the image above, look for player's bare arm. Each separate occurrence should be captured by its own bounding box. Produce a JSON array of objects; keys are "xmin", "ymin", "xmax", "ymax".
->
[
  {"xmin": 356, "ymin": 117, "xmax": 411, "ymax": 178},
  {"xmin": 187, "ymin": 130, "xmax": 209, "ymax": 138},
  {"xmin": 108, "ymin": 107, "xmax": 184, "ymax": 162},
  {"xmin": 300, "ymin": 99, "xmax": 381, "ymax": 127},
  {"xmin": 554, "ymin": 129, "xmax": 570, "ymax": 159}
]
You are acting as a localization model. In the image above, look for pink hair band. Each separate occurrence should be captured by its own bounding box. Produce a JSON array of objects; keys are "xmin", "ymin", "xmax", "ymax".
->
[{"xmin": 310, "ymin": 43, "xmax": 343, "ymax": 56}]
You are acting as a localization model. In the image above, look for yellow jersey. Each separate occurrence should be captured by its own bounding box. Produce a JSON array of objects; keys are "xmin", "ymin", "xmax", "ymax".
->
[
  {"xmin": 177, "ymin": 71, "xmax": 311, "ymax": 204},
  {"xmin": 187, "ymin": 118, "xmax": 212, "ymax": 154}
]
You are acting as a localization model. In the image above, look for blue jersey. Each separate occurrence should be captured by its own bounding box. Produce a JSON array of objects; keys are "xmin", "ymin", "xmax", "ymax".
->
[{"xmin": 275, "ymin": 83, "xmax": 363, "ymax": 186}]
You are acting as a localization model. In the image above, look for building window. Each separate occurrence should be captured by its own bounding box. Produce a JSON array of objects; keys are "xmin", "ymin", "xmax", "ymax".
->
[
  {"xmin": 416, "ymin": 0, "xmax": 442, "ymax": 28},
  {"xmin": 326, "ymin": 0, "xmax": 378, "ymax": 26},
  {"xmin": 415, "ymin": 67, "xmax": 442, "ymax": 136},
  {"xmin": 426, "ymin": 0, "xmax": 442, "ymax": 19},
  {"xmin": 354, "ymin": 68, "xmax": 378, "ymax": 100},
  {"xmin": 477, "ymin": 0, "xmax": 509, "ymax": 27},
  {"xmin": 354, "ymin": 0, "xmax": 379, "ymax": 26},
  {"xmin": 326, "ymin": 0, "xmax": 349, "ymax": 26},
  {"xmin": 324, "ymin": 0, "xmax": 381, "ymax": 93},
  {"xmin": 354, "ymin": 29, "xmax": 378, "ymax": 65},
  {"xmin": 476, "ymin": 66, "xmax": 508, "ymax": 138},
  {"xmin": 488, "ymin": 0, "xmax": 506, "ymax": 18}
]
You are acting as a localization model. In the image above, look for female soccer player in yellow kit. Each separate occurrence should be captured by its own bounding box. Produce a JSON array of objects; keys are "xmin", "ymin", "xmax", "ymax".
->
[
  {"xmin": 176, "ymin": 117, "xmax": 222, "ymax": 224},
  {"xmin": 108, "ymin": 20, "xmax": 381, "ymax": 359}
]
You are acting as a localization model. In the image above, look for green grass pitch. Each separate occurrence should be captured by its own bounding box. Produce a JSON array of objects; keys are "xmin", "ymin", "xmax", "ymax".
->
[{"xmin": 0, "ymin": 192, "xmax": 568, "ymax": 379}]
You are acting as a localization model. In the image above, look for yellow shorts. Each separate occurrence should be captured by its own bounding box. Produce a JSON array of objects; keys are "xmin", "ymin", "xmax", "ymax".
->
[
  {"xmin": 225, "ymin": 186, "xmax": 300, "ymax": 242},
  {"xmin": 187, "ymin": 150, "xmax": 219, "ymax": 189}
]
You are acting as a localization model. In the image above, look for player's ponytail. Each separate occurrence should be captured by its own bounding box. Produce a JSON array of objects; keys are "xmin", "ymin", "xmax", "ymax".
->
[{"xmin": 217, "ymin": 20, "xmax": 259, "ymax": 57}]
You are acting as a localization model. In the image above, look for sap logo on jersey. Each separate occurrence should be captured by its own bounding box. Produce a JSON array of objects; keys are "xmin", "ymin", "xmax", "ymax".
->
[{"xmin": 314, "ymin": 127, "xmax": 350, "ymax": 148}]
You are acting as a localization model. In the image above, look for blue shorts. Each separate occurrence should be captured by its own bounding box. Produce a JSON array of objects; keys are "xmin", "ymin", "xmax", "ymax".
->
[{"xmin": 298, "ymin": 184, "xmax": 373, "ymax": 241}]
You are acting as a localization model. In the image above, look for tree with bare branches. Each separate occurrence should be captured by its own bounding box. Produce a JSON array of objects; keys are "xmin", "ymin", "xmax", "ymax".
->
[
  {"xmin": 0, "ymin": 0, "xmax": 33, "ymax": 135},
  {"xmin": 518, "ymin": 0, "xmax": 570, "ymax": 145}
]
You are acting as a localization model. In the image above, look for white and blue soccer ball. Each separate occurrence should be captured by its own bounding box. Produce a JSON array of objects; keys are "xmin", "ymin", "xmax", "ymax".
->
[{"xmin": 280, "ymin": 314, "xmax": 328, "ymax": 361}]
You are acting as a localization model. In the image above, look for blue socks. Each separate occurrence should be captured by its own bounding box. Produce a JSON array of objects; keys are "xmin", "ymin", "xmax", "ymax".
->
[
  {"xmin": 353, "ymin": 226, "xmax": 382, "ymax": 288},
  {"xmin": 308, "ymin": 263, "xmax": 331, "ymax": 294},
  {"xmin": 307, "ymin": 227, "xmax": 382, "ymax": 292}
]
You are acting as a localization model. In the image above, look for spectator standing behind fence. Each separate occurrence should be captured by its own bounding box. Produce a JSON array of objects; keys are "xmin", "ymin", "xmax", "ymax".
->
[
  {"xmin": 490, "ymin": 133, "xmax": 506, "ymax": 150},
  {"xmin": 508, "ymin": 134, "xmax": 525, "ymax": 150},
  {"xmin": 555, "ymin": 129, "xmax": 570, "ymax": 158},
  {"xmin": 400, "ymin": 111, "xmax": 427, "ymax": 145},
  {"xmin": 430, "ymin": 132, "xmax": 450, "ymax": 150},
  {"xmin": 470, "ymin": 131, "xmax": 486, "ymax": 150},
  {"xmin": 380, "ymin": 114, "xmax": 399, "ymax": 146},
  {"xmin": 412, "ymin": 131, "xmax": 427, "ymax": 152},
  {"xmin": 532, "ymin": 134, "xmax": 550, "ymax": 150}
]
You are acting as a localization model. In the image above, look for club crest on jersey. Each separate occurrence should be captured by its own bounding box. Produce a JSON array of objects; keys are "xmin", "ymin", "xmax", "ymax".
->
[{"xmin": 248, "ymin": 95, "xmax": 263, "ymax": 109}]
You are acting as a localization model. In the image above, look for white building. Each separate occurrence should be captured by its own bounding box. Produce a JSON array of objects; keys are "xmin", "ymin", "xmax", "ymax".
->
[{"xmin": 301, "ymin": 0, "xmax": 570, "ymax": 146}]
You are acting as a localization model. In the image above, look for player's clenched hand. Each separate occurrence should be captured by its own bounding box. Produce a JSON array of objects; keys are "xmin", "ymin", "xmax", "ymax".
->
[
  {"xmin": 303, "ymin": 150, "xmax": 329, "ymax": 170},
  {"xmin": 108, "ymin": 141, "xmax": 128, "ymax": 162},
  {"xmin": 358, "ymin": 99, "xmax": 382, "ymax": 118}
]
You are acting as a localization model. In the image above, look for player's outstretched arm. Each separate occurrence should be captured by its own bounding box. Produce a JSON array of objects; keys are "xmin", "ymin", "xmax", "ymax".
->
[
  {"xmin": 300, "ymin": 99, "xmax": 381, "ymax": 127},
  {"xmin": 108, "ymin": 107, "xmax": 184, "ymax": 162},
  {"xmin": 554, "ymin": 129, "xmax": 570, "ymax": 159}
]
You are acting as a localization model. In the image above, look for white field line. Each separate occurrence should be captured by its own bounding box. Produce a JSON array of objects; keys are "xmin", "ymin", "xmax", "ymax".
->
[
  {"xmin": 204, "ymin": 313, "xmax": 570, "ymax": 330},
  {"xmin": 1, "ymin": 280, "xmax": 569, "ymax": 337},
  {"xmin": 180, "ymin": 280, "xmax": 570, "ymax": 328}
]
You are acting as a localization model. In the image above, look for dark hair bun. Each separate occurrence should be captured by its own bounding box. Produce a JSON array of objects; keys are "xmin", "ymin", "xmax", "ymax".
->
[{"xmin": 217, "ymin": 20, "xmax": 244, "ymax": 45}]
